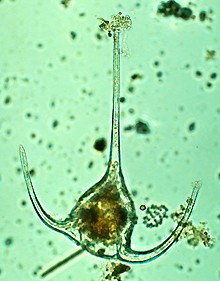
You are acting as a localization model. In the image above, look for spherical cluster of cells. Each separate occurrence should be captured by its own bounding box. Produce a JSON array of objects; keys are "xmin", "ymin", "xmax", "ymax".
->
[{"xmin": 143, "ymin": 204, "xmax": 168, "ymax": 228}]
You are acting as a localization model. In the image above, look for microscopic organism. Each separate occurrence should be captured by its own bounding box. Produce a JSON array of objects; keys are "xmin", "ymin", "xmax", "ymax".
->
[
  {"xmin": 143, "ymin": 204, "xmax": 168, "ymax": 228},
  {"xmin": 19, "ymin": 12, "xmax": 202, "ymax": 277}
]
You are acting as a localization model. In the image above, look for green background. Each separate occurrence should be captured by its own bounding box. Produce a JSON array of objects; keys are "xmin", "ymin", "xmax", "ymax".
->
[{"xmin": 0, "ymin": 0, "xmax": 219, "ymax": 280}]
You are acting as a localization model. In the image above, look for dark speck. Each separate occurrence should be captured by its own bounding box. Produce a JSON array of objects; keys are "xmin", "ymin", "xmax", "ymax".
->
[
  {"xmin": 37, "ymin": 43, "xmax": 43, "ymax": 49},
  {"xmin": 188, "ymin": 122, "xmax": 196, "ymax": 132},
  {"xmin": 29, "ymin": 169, "xmax": 35, "ymax": 176},
  {"xmin": 135, "ymin": 120, "xmax": 151, "ymax": 134},
  {"xmin": 26, "ymin": 112, "xmax": 32, "ymax": 118},
  {"xmin": 47, "ymin": 142, "xmax": 53, "ymax": 149},
  {"xmin": 156, "ymin": 71, "xmax": 163, "ymax": 78},
  {"xmin": 70, "ymin": 31, "xmax": 77, "ymax": 40},
  {"xmin": 47, "ymin": 240, "xmax": 53, "ymax": 247},
  {"xmin": 50, "ymin": 101, "xmax": 55, "ymax": 107},
  {"xmin": 21, "ymin": 200, "xmax": 27, "ymax": 207},
  {"xmin": 94, "ymin": 138, "xmax": 107, "ymax": 152},
  {"xmin": 128, "ymin": 85, "xmax": 134, "ymax": 93},
  {"xmin": 60, "ymin": 55, "xmax": 67, "ymax": 62},
  {"xmin": 33, "ymin": 266, "xmax": 42, "ymax": 276},
  {"xmin": 128, "ymin": 108, "xmax": 135, "ymax": 114},
  {"xmin": 5, "ymin": 237, "xmax": 13, "ymax": 246},
  {"xmin": 175, "ymin": 263, "xmax": 183, "ymax": 270},
  {"xmin": 88, "ymin": 161, "xmax": 94, "ymax": 169},
  {"xmin": 206, "ymin": 82, "xmax": 212, "ymax": 88},
  {"xmin": 131, "ymin": 73, "xmax": 143, "ymax": 80},
  {"xmin": 195, "ymin": 70, "xmax": 202, "ymax": 77},
  {"xmin": 4, "ymin": 96, "xmax": 11, "ymax": 104},
  {"xmin": 131, "ymin": 189, "xmax": 138, "ymax": 197},
  {"xmin": 153, "ymin": 60, "xmax": 160, "ymax": 67},
  {"xmin": 124, "ymin": 125, "xmax": 134, "ymax": 132},
  {"xmin": 79, "ymin": 12, "xmax": 85, "ymax": 17},
  {"xmin": 120, "ymin": 97, "xmax": 126, "ymax": 103},
  {"xmin": 210, "ymin": 73, "xmax": 217, "ymax": 80},
  {"xmin": 16, "ymin": 167, "xmax": 21, "ymax": 174},
  {"xmin": 52, "ymin": 119, "xmax": 59, "ymax": 128},
  {"xmin": 95, "ymin": 33, "xmax": 102, "ymax": 40},
  {"xmin": 30, "ymin": 133, "xmax": 36, "ymax": 139}
]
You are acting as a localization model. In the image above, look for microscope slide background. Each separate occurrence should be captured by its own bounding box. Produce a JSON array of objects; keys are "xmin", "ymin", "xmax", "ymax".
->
[{"xmin": 0, "ymin": 1, "xmax": 219, "ymax": 280}]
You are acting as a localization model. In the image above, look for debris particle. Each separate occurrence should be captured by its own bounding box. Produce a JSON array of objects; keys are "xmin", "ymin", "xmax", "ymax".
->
[
  {"xmin": 104, "ymin": 261, "xmax": 131, "ymax": 281},
  {"xmin": 175, "ymin": 263, "xmax": 183, "ymax": 270},
  {"xmin": 156, "ymin": 71, "xmax": 163, "ymax": 78},
  {"xmin": 61, "ymin": 0, "xmax": 71, "ymax": 8},
  {"xmin": 37, "ymin": 43, "xmax": 43, "ymax": 49},
  {"xmin": 4, "ymin": 96, "xmax": 11, "ymax": 104},
  {"xmin": 124, "ymin": 125, "xmax": 134, "ymax": 132},
  {"xmin": 95, "ymin": 32, "xmax": 102, "ymax": 40},
  {"xmin": 5, "ymin": 237, "xmax": 13, "ymax": 246},
  {"xmin": 188, "ymin": 122, "xmax": 196, "ymax": 132},
  {"xmin": 120, "ymin": 97, "xmax": 126, "ymax": 103},
  {"xmin": 52, "ymin": 119, "xmax": 59, "ymax": 129},
  {"xmin": 195, "ymin": 70, "xmax": 202, "ymax": 77},
  {"xmin": 206, "ymin": 82, "xmax": 213, "ymax": 89},
  {"xmin": 131, "ymin": 73, "xmax": 143, "ymax": 81},
  {"xmin": 171, "ymin": 204, "xmax": 214, "ymax": 247},
  {"xmin": 79, "ymin": 12, "xmax": 86, "ymax": 17},
  {"xmin": 157, "ymin": 0, "xmax": 194, "ymax": 20},
  {"xmin": 127, "ymin": 85, "xmax": 134, "ymax": 93},
  {"xmin": 70, "ymin": 31, "xmax": 77, "ymax": 40},
  {"xmin": 88, "ymin": 161, "xmax": 94, "ymax": 169},
  {"xmin": 21, "ymin": 200, "xmax": 27, "ymax": 207},
  {"xmin": 210, "ymin": 72, "xmax": 217, "ymax": 80},
  {"xmin": 93, "ymin": 137, "xmax": 107, "ymax": 152},
  {"xmin": 153, "ymin": 60, "xmax": 160, "ymax": 67},
  {"xmin": 199, "ymin": 11, "xmax": 207, "ymax": 22},
  {"xmin": 124, "ymin": 120, "xmax": 151, "ymax": 135},
  {"xmin": 29, "ymin": 169, "xmax": 35, "ymax": 177},
  {"xmin": 206, "ymin": 50, "xmax": 216, "ymax": 61},
  {"xmin": 135, "ymin": 120, "xmax": 151, "ymax": 135}
]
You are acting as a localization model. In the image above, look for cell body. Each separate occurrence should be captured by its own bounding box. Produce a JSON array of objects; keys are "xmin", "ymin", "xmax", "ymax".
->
[
  {"xmin": 65, "ymin": 162, "xmax": 137, "ymax": 258},
  {"xmin": 19, "ymin": 12, "xmax": 201, "ymax": 269}
]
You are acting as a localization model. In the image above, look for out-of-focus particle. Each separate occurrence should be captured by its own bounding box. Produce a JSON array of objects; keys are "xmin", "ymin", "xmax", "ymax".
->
[
  {"xmin": 199, "ymin": 11, "xmax": 207, "ymax": 21},
  {"xmin": 61, "ymin": 0, "xmax": 71, "ymax": 8},
  {"xmin": 188, "ymin": 122, "xmax": 196, "ymax": 132},
  {"xmin": 157, "ymin": 1, "xmax": 194, "ymax": 20},
  {"xmin": 135, "ymin": 120, "xmax": 151, "ymax": 135},
  {"xmin": 70, "ymin": 31, "xmax": 77, "ymax": 40},
  {"xmin": 206, "ymin": 49, "xmax": 216, "ymax": 61}
]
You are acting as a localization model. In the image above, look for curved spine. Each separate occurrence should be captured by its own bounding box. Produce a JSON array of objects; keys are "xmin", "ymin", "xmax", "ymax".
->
[
  {"xmin": 19, "ymin": 145, "xmax": 78, "ymax": 242},
  {"xmin": 119, "ymin": 182, "xmax": 201, "ymax": 263}
]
